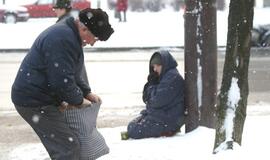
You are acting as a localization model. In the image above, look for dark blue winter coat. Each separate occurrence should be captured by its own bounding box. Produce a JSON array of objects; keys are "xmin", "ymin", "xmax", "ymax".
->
[
  {"xmin": 11, "ymin": 17, "xmax": 90, "ymax": 108},
  {"xmin": 127, "ymin": 50, "xmax": 185, "ymax": 139}
]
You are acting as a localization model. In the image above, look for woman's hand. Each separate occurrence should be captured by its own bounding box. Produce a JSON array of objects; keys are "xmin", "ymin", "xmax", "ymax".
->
[{"xmin": 147, "ymin": 72, "xmax": 159, "ymax": 84}]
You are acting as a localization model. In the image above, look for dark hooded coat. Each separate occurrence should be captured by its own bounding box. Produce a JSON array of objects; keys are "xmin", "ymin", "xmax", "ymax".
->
[{"xmin": 127, "ymin": 50, "xmax": 185, "ymax": 139}]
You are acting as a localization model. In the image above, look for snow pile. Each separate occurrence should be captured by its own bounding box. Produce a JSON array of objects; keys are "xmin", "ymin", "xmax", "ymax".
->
[{"xmin": 8, "ymin": 114, "xmax": 270, "ymax": 160}]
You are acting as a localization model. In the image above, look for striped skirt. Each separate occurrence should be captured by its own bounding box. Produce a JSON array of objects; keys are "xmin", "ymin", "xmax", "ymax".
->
[{"xmin": 64, "ymin": 103, "xmax": 109, "ymax": 160}]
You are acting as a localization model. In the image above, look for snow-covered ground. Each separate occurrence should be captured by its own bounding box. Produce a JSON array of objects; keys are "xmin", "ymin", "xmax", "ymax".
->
[
  {"xmin": 8, "ymin": 107, "xmax": 270, "ymax": 160},
  {"xmin": 1, "ymin": 2, "xmax": 270, "ymax": 160}
]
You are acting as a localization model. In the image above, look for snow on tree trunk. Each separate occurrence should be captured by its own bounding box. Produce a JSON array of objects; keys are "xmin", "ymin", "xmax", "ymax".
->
[
  {"xmin": 185, "ymin": 0, "xmax": 217, "ymax": 132},
  {"xmin": 213, "ymin": 0, "xmax": 254, "ymax": 153}
]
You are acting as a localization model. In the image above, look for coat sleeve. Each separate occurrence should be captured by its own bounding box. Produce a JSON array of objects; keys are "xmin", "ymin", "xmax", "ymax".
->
[
  {"xmin": 147, "ymin": 70, "xmax": 183, "ymax": 109},
  {"xmin": 43, "ymin": 38, "xmax": 84, "ymax": 105},
  {"xmin": 142, "ymin": 82, "xmax": 149, "ymax": 103},
  {"xmin": 75, "ymin": 63, "xmax": 91, "ymax": 97}
]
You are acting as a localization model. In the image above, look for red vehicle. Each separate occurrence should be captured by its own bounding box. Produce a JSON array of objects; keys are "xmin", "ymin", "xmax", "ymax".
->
[{"xmin": 23, "ymin": 0, "xmax": 91, "ymax": 18}]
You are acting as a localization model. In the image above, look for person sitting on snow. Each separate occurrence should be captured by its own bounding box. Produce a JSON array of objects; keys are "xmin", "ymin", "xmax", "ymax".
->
[{"xmin": 124, "ymin": 50, "xmax": 185, "ymax": 139}]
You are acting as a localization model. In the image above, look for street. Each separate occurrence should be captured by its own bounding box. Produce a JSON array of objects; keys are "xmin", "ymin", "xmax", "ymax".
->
[{"xmin": 1, "ymin": 49, "xmax": 269, "ymax": 110}]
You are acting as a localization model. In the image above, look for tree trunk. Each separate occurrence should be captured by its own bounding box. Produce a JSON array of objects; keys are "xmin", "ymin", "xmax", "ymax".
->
[
  {"xmin": 184, "ymin": 0, "xmax": 200, "ymax": 133},
  {"xmin": 184, "ymin": 0, "xmax": 217, "ymax": 133},
  {"xmin": 213, "ymin": 0, "xmax": 254, "ymax": 153},
  {"xmin": 199, "ymin": 0, "xmax": 217, "ymax": 129}
]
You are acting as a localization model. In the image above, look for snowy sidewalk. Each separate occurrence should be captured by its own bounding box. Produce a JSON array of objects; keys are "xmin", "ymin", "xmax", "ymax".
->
[{"xmin": 6, "ymin": 111, "xmax": 270, "ymax": 160}]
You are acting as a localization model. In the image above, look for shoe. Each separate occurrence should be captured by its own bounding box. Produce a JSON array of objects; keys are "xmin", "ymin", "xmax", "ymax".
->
[{"xmin": 121, "ymin": 131, "xmax": 129, "ymax": 140}]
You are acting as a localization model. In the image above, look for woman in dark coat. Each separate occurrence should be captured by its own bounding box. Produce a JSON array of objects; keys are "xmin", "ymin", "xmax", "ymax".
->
[{"xmin": 127, "ymin": 50, "xmax": 185, "ymax": 139}]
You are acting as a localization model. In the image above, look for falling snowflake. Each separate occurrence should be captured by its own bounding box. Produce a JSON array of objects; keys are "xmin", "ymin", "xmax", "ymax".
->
[
  {"xmin": 87, "ymin": 12, "xmax": 93, "ymax": 20},
  {"xmin": 50, "ymin": 134, "xmax": 55, "ymax": 138},
  {"xmin": 68, "ymin": 137, "xmax": 74, "ymax": 142},
  {"xmin": 32, "ymin": 115, "xmax": 40, "ymax": 123},
  {"xmin": 54, "ymin": 62, "xmax": 59, "ymax": 67}
]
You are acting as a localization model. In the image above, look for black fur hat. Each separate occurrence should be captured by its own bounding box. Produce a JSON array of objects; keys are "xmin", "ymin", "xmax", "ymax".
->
[{"xmin": 79, "ymin": 8, "xmax": 114, "ymax": 41}]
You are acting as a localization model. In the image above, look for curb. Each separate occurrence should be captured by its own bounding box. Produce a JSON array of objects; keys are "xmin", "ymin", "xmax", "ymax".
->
[{"xmin": 0, "ymin": 46, "xmax": 270, "ymax": 56}]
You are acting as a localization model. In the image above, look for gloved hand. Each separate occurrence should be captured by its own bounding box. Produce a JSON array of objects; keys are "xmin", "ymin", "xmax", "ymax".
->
[
  {"xmin": 142, "ymin": 82, "xmax": 149, "ymax": 103},
  {"xmin": 147, "ymin": 72, "xmax": 159, "ymax": 85}
]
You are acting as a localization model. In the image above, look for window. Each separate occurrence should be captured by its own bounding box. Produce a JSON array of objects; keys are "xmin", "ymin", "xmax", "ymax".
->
[{"xmin": 37, "ymin": 0, "xmax": 54, "ymax": 5}]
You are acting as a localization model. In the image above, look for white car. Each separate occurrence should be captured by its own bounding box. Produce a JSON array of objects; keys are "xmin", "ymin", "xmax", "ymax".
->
[{"xmin": 0, "ymin": 5, "xmax": 30, "ymax": 23}]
